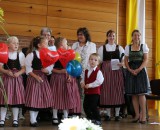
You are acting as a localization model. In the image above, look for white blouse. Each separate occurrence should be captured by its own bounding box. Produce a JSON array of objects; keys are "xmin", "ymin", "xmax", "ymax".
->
[
  {"xmin": 25, "ymin": 50, "xmax": 53, "ymax": 75},
  {"xmin": 98, "ymin": 43, "xmax": 124, "ymax": 61},
  {"xmin": 0, "ymin": 51, "xmax": 25, "ymax": 67},
  {"xmin": 48, "ymin": 46, "xmax": 56, "ymax": 51},
  {"xmin": 81, "ymin": 66, "xmax": 104, "ymax": 88},
  {"xmin": 72, "ymin": 41, "xmax": 97, "ymax": 77},
  {"xmin": 124, "ymin": 43, "xmax": 149, "ymax": 56}
]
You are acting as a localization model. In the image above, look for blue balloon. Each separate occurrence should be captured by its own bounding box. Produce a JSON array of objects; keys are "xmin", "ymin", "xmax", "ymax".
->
[{"xmin": 66, "ymin": 60, "xmax": 82, "ymax": 77}]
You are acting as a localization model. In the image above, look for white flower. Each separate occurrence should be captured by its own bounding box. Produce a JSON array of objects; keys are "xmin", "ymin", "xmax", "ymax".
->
[{"xmin": 58, "ymin": 116, "xmax": 103, "ymax": 130}]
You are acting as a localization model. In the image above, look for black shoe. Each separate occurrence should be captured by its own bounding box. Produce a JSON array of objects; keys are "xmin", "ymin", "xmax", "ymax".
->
[
  {"xmin": 131, "ymin": 118, "xmax": 139, "ymax": 123},
  {"xmin": 30, "ymin": 122, "xmax": 39, "ymax": 127},
  {"xmin": 139, "ymin": 120, "xmax": 147, "ymax": 124},
  {"xmin": 12, "ymin": 120, "xmax": 19, "ymax": 127},
  {"xmin": 121, "ymin": 114, "xmax": 128, "ymax": 118},
  {"xmin": 0, "ymin": 120, "xmax": 5, "ymax": 127},
  {"xmin": 115, "ymin": 116, "xmax": 121, "ymax": 121},
  {"xmin": 52, "ymin": 118, "xmax": 59, "ymax": 125},
  {"xmin": 104, "ymin": 116, "xmax": 111, "ymax": 121},
  {"xmin": 93, "ymin": 120, "xmax": 102, "ymax": 126}
]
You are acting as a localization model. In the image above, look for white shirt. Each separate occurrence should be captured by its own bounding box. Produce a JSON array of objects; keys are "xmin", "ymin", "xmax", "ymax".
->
[
  {"xmin": 25, "ymin": 50, "xmax": 53, "ymax": 75},
  {"xmin": 48, "ymin": 46, "xmax": 56, "ymax": 51},
  {"xmin": 98, "ymin": 43, "xmax": 124, "ymax": 61},
  {"xmin": 124, "ymin": 43, "xmax": 149, "ymax": 56},
  {"xmin": 72, "ymin": 41, "xmax": 97, "ymax": 77},
  {"xmin": 81, "ymin": 66, "xmax": 104, "ymax": 88},
  {"xmin": 0, "ymin": 51, "xmax": 25, "ymax": 67}
]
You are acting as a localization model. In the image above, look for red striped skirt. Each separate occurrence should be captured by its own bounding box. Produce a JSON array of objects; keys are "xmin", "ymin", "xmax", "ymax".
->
[
  {"xmin": 100, "ymin": 61, "xmax": 125, "ymax": 107},
  {"xmin": 50, "ymin": 73, "xmax": 81, "ymax": 111},
  {"xmin": 25, "ymin": 70, "xmax": 53, "ymax": 109},
  {"xmin": 0, "ymin": 70, "xmax": 25, "ymax": 105}
]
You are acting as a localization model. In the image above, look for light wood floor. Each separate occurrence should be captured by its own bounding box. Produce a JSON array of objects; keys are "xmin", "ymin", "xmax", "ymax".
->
[{"xmin": 1, "ymin": 110, "xmax": 160, "ymax": 130}]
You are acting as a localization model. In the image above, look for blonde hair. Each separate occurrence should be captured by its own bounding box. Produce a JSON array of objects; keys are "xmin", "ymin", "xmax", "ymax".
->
[
  {"xmin": 54, "ymin": 37, "xmax": 66, "ymax": 49},
  {"xmin": 89, "ymin": 53, "xmax": 101, "ymax": 64},
  {"xmin": 7, "ymin": 36, "xmax": 19, "ymax": 44}
]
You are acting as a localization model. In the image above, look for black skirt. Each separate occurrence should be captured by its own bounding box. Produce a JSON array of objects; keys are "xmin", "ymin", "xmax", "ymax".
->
[{"xmin": 125, "ymin": 61, "xmax": 149, "ymax": 95}]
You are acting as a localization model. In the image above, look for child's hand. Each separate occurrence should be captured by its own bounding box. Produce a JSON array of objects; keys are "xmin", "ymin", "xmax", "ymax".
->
[
  {"xmin": 35, "ymin": 75, "xmax": 43, "ymax": 83},
  {"xmin": 6, "ymin": 70, "xmax": 14, "ymax": 77},
  {"xmin": 117, "ymin": 62, "xmax": 123, "ymax": 67},
  {"xmin": 80, "ymin": 82, "xmax": 85, "ymax": 88},
  {"xmin": 13, "ymin": 72, "xmax": 20, "ymax": 78},
  {"xmin": 41, "ymin": 68, "xmax": 49, "ymax": 74},
  {"xmin": 66, "ymin": 74, "xmax": 71, "ymax": 82},
  {"xmin": 84, "ymin": 84, "xmax": 89, "ymax": 89}
]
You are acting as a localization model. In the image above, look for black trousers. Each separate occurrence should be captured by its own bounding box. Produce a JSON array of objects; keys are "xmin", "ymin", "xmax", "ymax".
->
[{"xmin": 83, "ymin": 94, "xmax": 101, "ymax": 121}]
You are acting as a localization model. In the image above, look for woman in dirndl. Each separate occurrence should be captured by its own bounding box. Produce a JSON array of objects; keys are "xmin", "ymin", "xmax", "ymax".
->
[
  {"xmin": 98, "ymin": 30, "xmax": 125, "ymax": 121},
  {"xmin": 124, "ymin": 29, "xmax": 149, "ymax": 124},
  {"xmin": 25, "ymin": 36, "xmax": 53, "ymax": 127}
]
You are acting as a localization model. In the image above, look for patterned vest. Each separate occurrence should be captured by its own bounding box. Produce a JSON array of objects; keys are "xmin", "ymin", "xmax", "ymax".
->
[{"xmin": 129, "ymin": 44, "xmax": 143, "ymax": 62}]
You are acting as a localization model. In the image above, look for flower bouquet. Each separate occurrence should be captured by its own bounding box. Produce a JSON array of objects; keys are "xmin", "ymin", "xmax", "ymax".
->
[{"xmin": 58, "ymin": 116, "xmax": 103, "ymax": 130}]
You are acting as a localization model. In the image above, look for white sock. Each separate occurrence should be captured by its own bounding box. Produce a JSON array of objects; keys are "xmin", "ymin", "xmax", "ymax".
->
[
  {"xmin": 29, "ymin": 111, "xmax": 36, "ymax": 124},
  {"xmin": 34, "ymin": 111, "xmax": 39, "ymax": 122},
  {"xmin": 12, "ymin": 107, "xmax": 19, "ymax": 122},
  {"xmin": 52, "ymin": 109, "xmax": 58, "ymax": 123},
  {"xmin": 63, "ymin": 110, "xmax": 68, "ymax": 118},
  {"xmin": 19, "ymin": 108, "xmax": 22, "ymax": 115},
  {"xmin": 52, "ymin": 109, "xmax": 58, "ymax": 119},
  {"xmin": 106, "ymin": 108, "xmax": 111, "ymax": 117},
  {"xmin": 0, "ymin": 107, "xmax": 7, "ymax": 121},
  {"xmin": 115, "ymin": 107, "xmax": 120, "ymax": 117}
]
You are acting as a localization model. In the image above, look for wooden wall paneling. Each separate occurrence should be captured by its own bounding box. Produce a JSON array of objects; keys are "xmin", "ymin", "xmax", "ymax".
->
[
  {"xmin": 48, "ymin": 0, "xmax": 117, "ymax": 13},
  {"xmin": 3, "ymin": 0, "xmax": 47, "ymax": 5},
  {"xmin": 51, "ymin": 27, "xmax": 106, "ymax": 43},
  {"xmin": 119, "ymin": 0, "xmax": 126, "ymax": 6},
  {"xmin": 118, "ymin": 25, "xmax": 126, "ymax": 36},
  {"xmin": 146, "ymin": 1, "xmax": 154, "ymax": 11},
  {"xmin": 0, "ymin": 1, "xmax": 47, "ymax": 15},
  {"xmin": 146, "ymin": 39, "xmax": 154, "ymax": 49},
  {"xmin": 0, "ymin": 24, "xmax": 42, "ymax": 36},
  {"xmin": 146, "ymin": 10, "xmax": 153, "ymax": 20},
  {"xmin": 118, "ymin": 16, "xmax": 126, "ymax": 26},
  {"xmin": 87, "ymin": 0, "xmax": 117, "ymax": 3},
  {"xmin": 147, "ymin": 67, "xmax": 155, "ymax": 79},
  {"xmin": 149, "ymin": 48, "xmax": 155, "ymax": 58},
  {"xmin": 47, "ymin": 17, "xmax": 116, "ymax": 33},
  {"xmin": 118, "ymin": 0, "xmax": 126, "ymax": 46},
  {"xmin": 146, "ymin": 29, "xmax": 155, "ymax": 39},
  {"xmin": 146, "ymin": 20, "xmax": 155, "ymax": 29},
  {"xmin": 119, "ymin": 5, "xmax": 126, "ymax": 17},
  {"xmin": 47, "ymin": 6, "xmax": 117, "ymax": 23},
  {"xmin": 4, "ymin": 12, "xmax": 46, "ymax": 26},
  {"xmin": 117, "ymin": 36, "xmax": 126, "ymax": 46}
]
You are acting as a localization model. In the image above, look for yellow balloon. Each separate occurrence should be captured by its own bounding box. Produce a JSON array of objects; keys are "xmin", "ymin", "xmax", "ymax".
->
[{"xmin": 74, "ymin": 52, "xmax": 81, "ymax": 62}]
